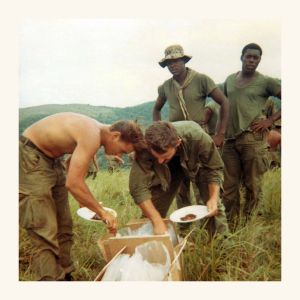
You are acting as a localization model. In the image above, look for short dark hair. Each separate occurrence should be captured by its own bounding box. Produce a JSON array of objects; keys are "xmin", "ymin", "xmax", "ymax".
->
[
  {"xmin": 145, "ymin": 121, "xmax": 179, "ymax": 154},
  {"xmin": 110, "ymin": 120, "xmax": 146, "ymax": 151},
  {"xmin": 241, "ymin": 43, "xmax": 263, "ymax": 57}
]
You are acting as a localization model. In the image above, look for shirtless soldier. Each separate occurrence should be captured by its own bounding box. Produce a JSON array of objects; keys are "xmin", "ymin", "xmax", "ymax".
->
[{"xmin": 19, "ymin": 112, "xmax": 145, "ymax": 280}]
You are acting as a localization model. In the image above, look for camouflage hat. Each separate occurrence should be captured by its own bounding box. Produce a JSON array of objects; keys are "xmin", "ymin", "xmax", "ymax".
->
[{"xmin": 159, "ymin": 44, "xmax": 192, "ymax": 68}]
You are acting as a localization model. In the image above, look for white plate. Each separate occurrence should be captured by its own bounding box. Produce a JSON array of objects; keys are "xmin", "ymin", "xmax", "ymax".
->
[
  {"xmin": 169, "ymin": 205, "xmax": 209, "ymax": 223},
  {"xmin": 77, "ymin": 205, "xmax": 117, "ymax": 223}
]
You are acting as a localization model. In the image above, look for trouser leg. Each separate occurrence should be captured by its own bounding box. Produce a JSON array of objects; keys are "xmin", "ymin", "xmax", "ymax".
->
[
  {"xmin": 239, "ymin": 134, "xmax": 269, "ymax": 216},
  {"xmin": 52, "ymin": 162, "xmax": 74, "ymax": 275},
  {"xmin": 195, "ymin": 170, "xmax": 229, "ymax": 236},
  {"xmin": 221, "ymin": 141, "xmax": 242, "ymax": 221},
  {"xmin": 20, "ymin": 190, "xmax": 65, "ymax": 280},
  {"xmin": 19, "ymin": 143, "xmax": 66, "ymax": 280}
]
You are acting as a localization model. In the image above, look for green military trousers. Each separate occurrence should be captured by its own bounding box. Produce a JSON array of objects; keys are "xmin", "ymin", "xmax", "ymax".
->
[
  {"xmin": 221, "ymin": 131, "xmax": 269, "ymax": 220},
  {"xmin": 19, "ymin": 137, "xmax": 74, "ymax": 280},
  {"xmin": 150, "ymin": 156, "xmax": 229, "ymax": 236}
]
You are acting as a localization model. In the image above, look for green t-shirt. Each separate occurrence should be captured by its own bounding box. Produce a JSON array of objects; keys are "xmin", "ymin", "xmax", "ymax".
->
[
  {"xmin": 158, "ymin": 69, "xmax": 217, "ymax": 124},
  {"xmin": 129, "ymin": 121, "xmax": 224, "ymax": 204},
  {"xmin": 205, "ymin": 98, "xmax": 220, "ymax": 135},
  {"xmin": 224, "ymin": 72, "xmax": 281, "ymax": 139}
]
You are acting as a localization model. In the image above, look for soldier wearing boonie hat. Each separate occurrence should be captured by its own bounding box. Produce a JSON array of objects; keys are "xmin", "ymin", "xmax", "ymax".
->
[{"xmin": 152, "ymin": 44, "xmax": 230, "ymax": 215}]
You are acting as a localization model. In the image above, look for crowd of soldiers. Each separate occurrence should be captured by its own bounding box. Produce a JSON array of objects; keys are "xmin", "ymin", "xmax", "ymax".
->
[{"xmin": 19, "ymin": 43, "xmax": 281, "ymax": 280}]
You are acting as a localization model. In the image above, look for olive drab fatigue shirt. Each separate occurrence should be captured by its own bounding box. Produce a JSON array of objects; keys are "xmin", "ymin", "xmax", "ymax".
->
[
  {"xmin": 158, "ymin": 68, "xmax": 217, "ymax": 124},
  {"xmin": 224, "ymin": 72, "xmax": 281, "ymax": 139},
  {"xmin": 129, "ymin": 121, "xmax": 224, "ymax": 204}
]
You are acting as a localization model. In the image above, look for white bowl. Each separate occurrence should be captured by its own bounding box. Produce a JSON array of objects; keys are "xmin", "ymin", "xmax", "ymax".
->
[
  {"xmin": 169, "ymin": 205, "xmax": 209, "ymax": 223},
  {"xmin": 77, "ymin": 205, "xmax": 117, "ymax": 223}
]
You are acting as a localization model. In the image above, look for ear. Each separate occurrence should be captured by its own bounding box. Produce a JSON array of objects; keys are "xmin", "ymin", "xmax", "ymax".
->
[
  {"xmin": 176, "ymin": 138, "xmax": 182, "ymax": 147},
  {"xmin": 111, "ymin": 131, "xmax": 121, "ymax": 140}
]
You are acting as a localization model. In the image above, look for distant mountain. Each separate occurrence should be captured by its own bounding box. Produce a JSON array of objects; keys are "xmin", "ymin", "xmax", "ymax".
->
[{"xmin": 19, "ymin": 101, "xmax": 169, "ymax": 134}]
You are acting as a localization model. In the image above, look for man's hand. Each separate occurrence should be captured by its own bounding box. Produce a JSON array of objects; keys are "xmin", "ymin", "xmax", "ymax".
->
[
  {"xmin": 99, "ymin": 210, "xmax": 118, "ymax": 235},
  {"xmin": 138, "ymin": 199, "xmax": 168, "ymax": 235},
  {"xmin": 206, "ymin": 198, "xmax": 219, "ymax": 217},
  {"xmin": 251, "ymin": 118, "xmax": 272, "ymax": 132},
  {"xmin": 212, "ymin": 133, "xmax": 225, "ymax": 147},
  {"xmin": 153, "ymin": 219, "xmax": 168, "ymax": 235}
]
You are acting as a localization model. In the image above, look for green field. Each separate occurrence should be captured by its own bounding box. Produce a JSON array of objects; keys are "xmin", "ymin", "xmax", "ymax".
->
[{"xmin": 19, "ymin": 168, "xmax": 281, "ymax": 281}]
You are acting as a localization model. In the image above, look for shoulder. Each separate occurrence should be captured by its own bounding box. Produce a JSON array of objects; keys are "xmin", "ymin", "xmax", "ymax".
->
[
  {"xmin": 133, "ymin": 150, "xmax": 155, "ymax": 170},
  {"xmin": 225, "ymin": 72, "xmax": 237, "ymax": 82},
  {"xmin": 159, "ymin": 77, "xmax": 173, "ymax": 88},
  {"xmin": 191, "ymin": 70, "xmax": 213, "ymax": 81},
  {"xmin": 172, "ymin": 120, "xmax": 205, "ymax": 138}
]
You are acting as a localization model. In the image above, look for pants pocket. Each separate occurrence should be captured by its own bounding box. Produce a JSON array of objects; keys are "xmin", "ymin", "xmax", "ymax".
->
[
  {"xmin": 252, "ymin": 131, "xmax": 266, "ymax": 141},
  {"xmin": 20, "ymin": 149, "xmax": 42, "ymax": 174},
  {"xmin": 19, "ymin": 193, "xmax": 46, "ymax": 229}
]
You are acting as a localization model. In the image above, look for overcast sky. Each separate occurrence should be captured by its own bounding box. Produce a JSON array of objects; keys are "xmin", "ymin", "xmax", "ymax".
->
[{"xmin": 20, "ymin": 19, "xmax": 281, "ymax": 108}]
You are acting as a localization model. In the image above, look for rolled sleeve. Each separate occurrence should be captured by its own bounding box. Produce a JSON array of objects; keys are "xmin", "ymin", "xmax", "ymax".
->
[
  {"xmin": 158, "ymin": 84, "xmax": 166, "ymax": 100},
  {"xmin": 266, "ymin": 76, "xmax": 281, "ymax": 97},
  {"xmin": 201, "ymin": 74, "xmax": 217, "ymax": 96}
]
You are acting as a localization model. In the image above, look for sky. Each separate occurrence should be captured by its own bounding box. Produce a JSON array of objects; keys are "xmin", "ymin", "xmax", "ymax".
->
[{"xmin": 20, "ymin": 18, "xmax": 281, "ymax": 108}]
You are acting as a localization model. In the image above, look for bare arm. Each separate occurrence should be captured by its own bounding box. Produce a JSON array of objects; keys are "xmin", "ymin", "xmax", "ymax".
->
[
  {"xmin": 206, "ymin": 183, "xmax": 220, "ymax": 217},
  {"xmin": 66, "ymin": 143, "xmax": 117, "ymax": 233},
  {"xmin": 138, "ymin": 199, "xmax": 168, "ymax": 234},
  {"xmin": 209, "ymin": 88, "xmax": 230, "ymax": 146},
  {"xmin": 153, "ymin": 96, "xmax": 167, "ymax": 121}
]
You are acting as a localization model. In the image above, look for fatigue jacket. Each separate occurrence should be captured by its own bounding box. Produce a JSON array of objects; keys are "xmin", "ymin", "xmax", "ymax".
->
[{"xmin": 129, "ymin": 121, "xmax": 224, "ymax": 204}]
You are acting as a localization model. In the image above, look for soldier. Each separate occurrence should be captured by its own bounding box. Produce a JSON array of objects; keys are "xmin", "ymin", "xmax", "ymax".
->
[
  {"xmin": 19, "ymin": 113, "xmax": 145, "ymax": 280},
  {"xmin": 129, "ymin": 121, "xmax": 229, "ymax": 236},
  {"xmin": 265, "ymin": 96, "xmax": 281, "ymax": 167},
  {"xmin": 152, "ymin": 44, "xmax": 229, "ymax": 210},
  {"xmin": 201, "ymin": 97, "xmax": 221, "ymax": 138},
  {"xmin": 221, "ymin": 43, "xmax": 281, "ymax": 221}
]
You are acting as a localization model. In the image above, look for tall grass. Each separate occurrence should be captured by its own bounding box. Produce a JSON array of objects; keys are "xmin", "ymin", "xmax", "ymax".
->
[{"xmin": 19, "ymin": 168, "xmax": 281, "ymax": 281}]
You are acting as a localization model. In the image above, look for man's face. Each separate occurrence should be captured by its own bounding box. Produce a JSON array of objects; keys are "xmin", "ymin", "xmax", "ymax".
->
[
  {"xmin": 241, "ymin": 49, "xmax": 261, "ymax": 74},
  {"xmin": 150, "ymin": 139, "xmax": 181, "ymax": 164},
  {"xmin": 105, "ymin": 133, "xmax": 134, "ymax": 157},
  {"xmin": 166, "ymin": 58, "xmax": 186, "ymax": 76}
]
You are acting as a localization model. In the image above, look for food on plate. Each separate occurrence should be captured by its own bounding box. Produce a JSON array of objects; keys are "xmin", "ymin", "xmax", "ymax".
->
[
  {"xmin": 91, "ymin": 213, "xmax": 101, "ymax": 220},
  {"xmin": 180, "ymin": 213, "xmax": 197, "ymax": 221}
]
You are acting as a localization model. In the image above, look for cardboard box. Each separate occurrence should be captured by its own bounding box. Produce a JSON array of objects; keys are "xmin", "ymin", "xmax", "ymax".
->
[
  {"xmin": 96, "ymin": 219, "xmax": 186, "ymax": 281},
  {"xmin": 98, "ymin": 219, "xmax": 179, "ymax": 262},
  {"xmin": 95, "ymin": 239, "xmax": 185, "ymax": 281}
]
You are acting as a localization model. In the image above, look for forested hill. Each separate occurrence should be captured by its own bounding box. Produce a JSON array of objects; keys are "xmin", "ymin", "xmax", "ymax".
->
[{"xmin": 19, "ymin": 101, "xmax": 169, "ymax": 134}]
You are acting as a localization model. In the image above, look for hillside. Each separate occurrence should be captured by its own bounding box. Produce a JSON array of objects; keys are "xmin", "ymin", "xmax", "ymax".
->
[{"xmin": 19, "ymin": 101, "xmax": 169, "ymax": 134}]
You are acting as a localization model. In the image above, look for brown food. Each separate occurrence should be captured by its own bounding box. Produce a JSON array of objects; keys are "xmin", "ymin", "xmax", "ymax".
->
[
  {"xmin": 180, "ymin": 213, "xmax": 197, "ymax": 221},
  {"xmin": 91, "ymin": 214, "xmax": 101, "ymax": 220}
]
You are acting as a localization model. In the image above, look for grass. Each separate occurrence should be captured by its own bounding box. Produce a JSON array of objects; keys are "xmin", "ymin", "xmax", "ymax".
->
[{"xmin": 19, "ymin": 167, "xmax": 281, "ymax": 281}]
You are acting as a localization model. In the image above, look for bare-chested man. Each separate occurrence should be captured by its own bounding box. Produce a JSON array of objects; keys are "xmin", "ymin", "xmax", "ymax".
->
[{"xmin": 19, "ymin": 112, "xmax": 145, "ymax": 281}]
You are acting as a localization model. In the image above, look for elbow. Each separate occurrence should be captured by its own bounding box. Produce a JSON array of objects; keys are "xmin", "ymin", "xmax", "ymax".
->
[{"xmin": 65, "ymin": 178, "xmax": 76, "ymax": 192}]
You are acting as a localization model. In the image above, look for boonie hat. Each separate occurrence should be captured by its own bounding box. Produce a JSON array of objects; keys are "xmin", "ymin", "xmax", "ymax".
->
[{"xmin": 159, "ymin": 44, "xmax": 192, "ymax": 68}]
